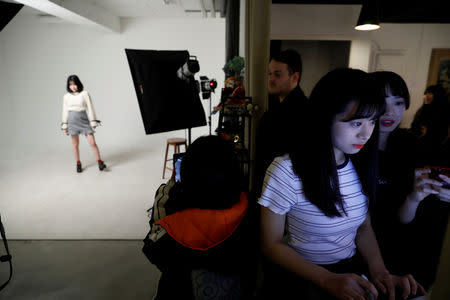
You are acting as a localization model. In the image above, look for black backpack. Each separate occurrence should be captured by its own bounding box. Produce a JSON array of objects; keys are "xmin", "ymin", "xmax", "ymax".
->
[{"xmin": 142, "ymin": 180, "xmax": 175, "ymax": 264}]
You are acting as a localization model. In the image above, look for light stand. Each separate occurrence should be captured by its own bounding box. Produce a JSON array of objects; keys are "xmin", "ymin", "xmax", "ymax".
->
[
  {"xmin": 199, "ymin": 76, "xmax": 217, "ymax": 136},
  {"xmin": 187, "ymin": 127, "xmax": 192, "ymax": 145},
  {"xmin": 208, "ymin": 92, "xmax": 214, "ymax": 135},
  {"xmin": 0, "ymin": 214, "xmax": 12, "ymax": 291}
]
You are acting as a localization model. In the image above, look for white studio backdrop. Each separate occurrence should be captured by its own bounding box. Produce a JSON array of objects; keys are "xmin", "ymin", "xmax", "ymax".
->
[{"xmin": 0, "ymin": 9, "xmax": 226, "ymax": 239}]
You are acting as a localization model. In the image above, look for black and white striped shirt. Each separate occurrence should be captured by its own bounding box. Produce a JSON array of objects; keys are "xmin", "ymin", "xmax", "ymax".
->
[{"xmin": 258, "ymin": 155, "xmax": 368, "ymax": 265}]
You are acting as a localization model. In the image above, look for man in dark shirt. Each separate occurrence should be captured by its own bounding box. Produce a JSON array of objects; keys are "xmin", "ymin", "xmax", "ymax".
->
[{"xmin": 253, "ymin": 49, "xmax": 308, "ymax": 198}]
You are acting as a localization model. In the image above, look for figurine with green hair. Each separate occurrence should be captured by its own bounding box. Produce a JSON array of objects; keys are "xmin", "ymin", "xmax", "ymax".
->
[{"xmin": 223, "ymin": 56, "xmax": 245, "ymax": 80}]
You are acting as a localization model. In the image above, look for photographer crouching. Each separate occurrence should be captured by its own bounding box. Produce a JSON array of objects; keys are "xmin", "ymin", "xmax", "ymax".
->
[{"xmin": 143, "ymin": 135, "xmax": 256, "ymax": 299}]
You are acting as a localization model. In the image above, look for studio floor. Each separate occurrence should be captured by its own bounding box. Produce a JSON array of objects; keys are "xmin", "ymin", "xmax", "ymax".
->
[
  {"xmin": 0, "ymin": 142, "xmax": 168, "ymax": 298},
  {"xmin": 0, "ymin": 129, "xmax": 207, "ymax": 299},
  {"xmin": 0, "ymin": 240, "xmax": 160, "ymax": 299},
  {"xmin": 0, "ymin": 141, "xmax": 171, "ymax": 239}
]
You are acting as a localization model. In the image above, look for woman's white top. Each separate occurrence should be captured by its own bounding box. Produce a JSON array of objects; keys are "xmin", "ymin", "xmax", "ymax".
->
[
  {"xmin": 258, "ymin": 155, "xmax": 368, "ymax": 265},
  {"xmin": 61, "ymin": 91, "xmax": 98, "ymax": 129}
]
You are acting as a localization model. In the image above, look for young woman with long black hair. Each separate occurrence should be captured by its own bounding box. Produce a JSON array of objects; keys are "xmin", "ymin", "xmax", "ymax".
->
[
  {"xmin": 258, "ymin": 68, "xmax": 425, "ymax": 300},
  {"xmin": 369, "ymin": 71, "xmax": 449, "ymax": 291}
]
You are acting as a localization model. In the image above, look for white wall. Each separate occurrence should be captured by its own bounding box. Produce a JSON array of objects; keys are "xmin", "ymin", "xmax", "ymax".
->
[
  {"xmin": 0, "ymin": 42, "xmax": 13, "ymax": 158},
  {"xmin": 271, "ymin": 4, "xmax": 450, "ymax": 127},
  {"xmin": 280, "ymin": 40, "xmax": 350, "ymax": 97},
  {"xmin": 0, "ymin": 9, "xmax": 225, "ymax": 239},
  {"xmin": 0, "ymin": 11, "xmax": 225, "ymax": 156},
  {"xmin": 271, "ymin": 4, "xmax": 362, "ymax": 38},
  {"xmin": 349, "ymin": 40, "xmax": 372, "ymax": 72},
  {"xmin": 371, "ymin": 23, "xmax": 450, "ymax": 126}
]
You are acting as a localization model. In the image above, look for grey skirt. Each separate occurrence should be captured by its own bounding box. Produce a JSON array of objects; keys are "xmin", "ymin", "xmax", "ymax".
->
[{"xmin": 68, "ymin": 111, "xmax": 95, "ymax": 135}]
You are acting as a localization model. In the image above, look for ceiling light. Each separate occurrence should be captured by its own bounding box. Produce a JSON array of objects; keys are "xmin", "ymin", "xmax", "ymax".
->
[{"xmin": 355, "ymin": 0, "xmax": 380, "ymax": 31}]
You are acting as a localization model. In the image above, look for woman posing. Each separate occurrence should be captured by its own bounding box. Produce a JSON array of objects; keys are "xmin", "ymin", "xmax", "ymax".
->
[{"xmin": 61, "ymin": 75, "xmax": 106, "ymax": 173}]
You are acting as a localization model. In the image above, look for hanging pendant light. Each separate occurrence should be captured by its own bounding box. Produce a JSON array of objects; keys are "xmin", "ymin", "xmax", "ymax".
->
[{"xmin": 355, "ymin": 0, "xmax": 380, "ymax": 31}]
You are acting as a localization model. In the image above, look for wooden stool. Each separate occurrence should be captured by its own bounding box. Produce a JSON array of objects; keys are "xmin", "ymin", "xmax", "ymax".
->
[{"xmin": 163, "ymin": 137, "xmax": 187, "ymax": 179}]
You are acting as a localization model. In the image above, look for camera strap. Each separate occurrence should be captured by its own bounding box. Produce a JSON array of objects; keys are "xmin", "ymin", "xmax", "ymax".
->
[{"xmin": 0, "ymin": 214, "xmax": 12, "ymax": 291}]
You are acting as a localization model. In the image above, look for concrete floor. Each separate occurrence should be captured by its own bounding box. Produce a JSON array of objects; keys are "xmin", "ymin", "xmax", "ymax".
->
[
  {"xmin": 0, "ymin": 141, "xmax": 172, "ymax": 239},
  {"xmin": 0, "ymin": 131, "xmax": 203, "ymax": 299},
  {"xmin": 0, "ymin": 240, "xmax": 160, "ymax": 299},
  {"xmin": 0, "ymin": 240, "xmax": 435, "ymax": 300}
]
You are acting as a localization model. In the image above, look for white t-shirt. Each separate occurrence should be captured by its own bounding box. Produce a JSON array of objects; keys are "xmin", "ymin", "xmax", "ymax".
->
[{"xmin": 258, "ymin": 155, "xmax": 368, "ymax": 265}]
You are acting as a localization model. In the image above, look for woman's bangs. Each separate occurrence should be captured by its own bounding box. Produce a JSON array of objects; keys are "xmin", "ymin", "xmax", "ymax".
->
[{"xmin": 342, "ymin": 99, "xmax": 385, "ymax": 121}]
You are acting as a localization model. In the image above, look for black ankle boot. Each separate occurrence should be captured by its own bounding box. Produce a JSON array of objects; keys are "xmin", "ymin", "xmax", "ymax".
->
[
  {"xmin": 77, "ymin": 163, "xmax": 82, "ymax": 173},
  {"xmin": 98, "ymin": 160, "xmax": 106, "ymax": 171}
]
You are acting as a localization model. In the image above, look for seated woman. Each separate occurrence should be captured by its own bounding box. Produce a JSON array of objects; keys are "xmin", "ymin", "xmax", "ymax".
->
[
  {"xmin": 143, "ymin": 135, "xmax": 255, "ymax": 300},
  {"xmin": 258, "ymin": 68, "xmax": 425, "ymax": 300},
  {"xmin": 369, "ymin": 71, "xmax": 450, "ymax": 291}
]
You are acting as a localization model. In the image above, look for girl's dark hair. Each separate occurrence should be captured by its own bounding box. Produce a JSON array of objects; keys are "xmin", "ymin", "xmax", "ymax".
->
[
  {"xmin": 66, "ymin": 75, "xmax": 84, "ymax": 93},
  {"xmin": 424, "ymin": 84, "xmax": 448, "ymax": 108},
  {"xmin": 290, "ymin": 68, "xmax": 385, "ymax": 217},
  {"xmin": 179, "ymin": 135, "xmax": 242, "ymax": 210},
  {"xmin": 370, "ymin": 71, "xmax": 410, "ymax": 109}
]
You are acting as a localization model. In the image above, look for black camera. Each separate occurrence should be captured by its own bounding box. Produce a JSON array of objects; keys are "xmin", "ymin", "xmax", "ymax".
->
[
  {"xmin": 199, "ymin": 76, "xmax": 217, "ymax": 99},
  {"xmin": 177, "ymin": 56, "xmax": 200, "ymax": 81}
]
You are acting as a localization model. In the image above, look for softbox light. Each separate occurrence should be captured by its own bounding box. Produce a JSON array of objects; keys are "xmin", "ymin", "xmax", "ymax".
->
[{"xmin": 125, "ymin": 49, "xmax": 206, "ymax": 134}]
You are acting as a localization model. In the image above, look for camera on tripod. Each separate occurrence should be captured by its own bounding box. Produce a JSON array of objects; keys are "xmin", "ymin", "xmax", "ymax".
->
[{"xmin": 199, "ymin": 76, "xmax": 217, "ymax": 99}]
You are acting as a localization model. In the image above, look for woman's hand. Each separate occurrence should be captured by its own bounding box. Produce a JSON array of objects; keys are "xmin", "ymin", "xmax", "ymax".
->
[
  {"xmin": 391, "ymin": 274, "xmax": 426, "ymax": 299},
  {"xmin": 63, "ymin": 129, "xmax": 68, "ymax": 134},
  {"xmin": 370, "ymin": 270, "xmax": 426, "ymax": 300},
  {"xmin": 370, "ymin": 269, "xmax": 394, "ymax": 299},
  {"xmin": 435, "ymin": 174, "xmax": 450, "ymax": 203},
  {"xmin": 399, "ymin": 169, "xmax": 443, "ymax": 223},
  {"xmin": 322, "ymin": 273, "xmax": 378, "ymax": 300},
  {"xmin": 408, "ymin": 168, "xmax": 442, "ymax": 203}
]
